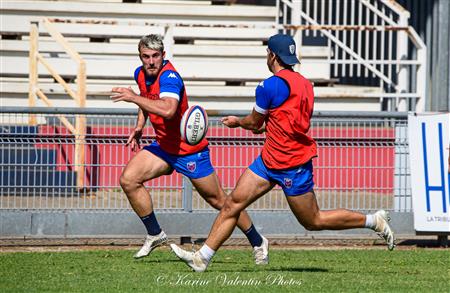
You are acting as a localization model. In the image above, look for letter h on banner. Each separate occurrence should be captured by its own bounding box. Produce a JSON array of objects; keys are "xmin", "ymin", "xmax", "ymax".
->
[{"xmin": 421, "ymin": 122, "xmax": 447, "ymax": 213}]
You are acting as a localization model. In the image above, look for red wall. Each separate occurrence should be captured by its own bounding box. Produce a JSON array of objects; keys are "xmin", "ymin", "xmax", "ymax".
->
[{"xmin": 34, "ymin": 125, "xmax": 395, "ymax": 194}]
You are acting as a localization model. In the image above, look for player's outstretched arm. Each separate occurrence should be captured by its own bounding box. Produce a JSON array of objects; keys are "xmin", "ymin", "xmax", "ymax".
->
[
  {"xmin": 111, "ymin": 87, "xmax": 178, "ymax": 119},
  {"xmin": 221, "ymin": 109, "xmax": 265, "ymax": 131}
]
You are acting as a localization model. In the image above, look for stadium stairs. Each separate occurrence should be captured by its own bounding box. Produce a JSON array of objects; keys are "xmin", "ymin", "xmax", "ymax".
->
[
  {"xmin": 0, "ymin": 0, "xmax": 381, "ymax": 192},
  {"xmin": 1, "ymin": 0, "xmax": 382, "ymax": 112}
]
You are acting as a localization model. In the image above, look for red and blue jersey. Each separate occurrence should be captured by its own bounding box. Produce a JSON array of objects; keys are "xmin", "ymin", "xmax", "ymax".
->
[
  {"xmin": 254, "ymin": 69, "xmax": 317, "ymax": 170},
  {"xmin": 135, "ymin": 61, "xmax": 208, "ymax": 155}
]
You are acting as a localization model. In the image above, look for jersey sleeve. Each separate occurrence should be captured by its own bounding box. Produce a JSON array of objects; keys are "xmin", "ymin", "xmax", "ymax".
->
[
  {"xmin": 254, "ymin": 80, "xmax": 270, "ymax": 114},
  {"xmin": 254, "ymin": 76, "xmax": 290, "ymax": 114},
  {"xmin": 134, "ymin": 66, "xmax": 142, "ymax": 84},
  {"xmin": 159, "ymin": 70, "xmax": 184, "ymax": 101}
]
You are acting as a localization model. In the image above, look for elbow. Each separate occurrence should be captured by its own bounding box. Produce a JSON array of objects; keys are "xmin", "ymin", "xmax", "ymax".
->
[{"xmin": 162, "ymin": 108, "xmax": 176, "ymax": 120}]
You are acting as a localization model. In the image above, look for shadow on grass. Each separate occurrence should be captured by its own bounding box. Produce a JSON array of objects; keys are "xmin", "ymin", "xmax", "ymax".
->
[
  {"xmin": 137, "ymin": 259, "xmax": 182, "ymax": 263},
  {"xmin": 267, "ymin": 267, "xmax": 328, "ymax": 272},
  {"xmin": 398, "ymin": 239, "xmax": 449, "ymax": 248},
  {"xmin": 211, "ymin": 266, "xmax": 328, "ymax": 273}
]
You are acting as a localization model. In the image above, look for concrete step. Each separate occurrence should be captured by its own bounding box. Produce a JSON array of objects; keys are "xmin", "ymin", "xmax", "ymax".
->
[
  {"xmin": 0, "ymin": 81, "xmax": 382, "ymax": 99},
  {"xmin": 1, "ymin": 39, "xmax": 329, "ymax": 59},
  {"xmin": 0, "ymin": 55, "xmax": 331, "ymax": 83},
  {"xmin": 1, "ymin": 1, "xmax": 277, "ymax": 25}
]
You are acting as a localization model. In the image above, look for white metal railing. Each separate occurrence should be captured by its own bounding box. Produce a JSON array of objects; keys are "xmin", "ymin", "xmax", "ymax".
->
[
  {"xmin": 277, "ymin": 0, "xmax": 426, "ymax": 112},
  {"xmin": 0, "ymin": 107, "xmax": 410, "ymax": 212}
]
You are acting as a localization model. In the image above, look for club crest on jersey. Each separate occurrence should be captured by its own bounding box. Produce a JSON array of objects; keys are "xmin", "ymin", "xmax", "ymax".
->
[
  {"xmin": 187, "ymin": 161, "xmax": 196, "ymax": 172},
  {"xmin": 284, "ymin": 178, "xmax": 293, "ymax": 188},
  {"xmin": 289, "ymin": 44, "xmax": 295, "ymax": 54}
]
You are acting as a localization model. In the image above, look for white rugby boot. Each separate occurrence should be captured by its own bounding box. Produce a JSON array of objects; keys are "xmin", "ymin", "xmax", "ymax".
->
[
  {"xmin": 134, "ymin": 231, "xmax": 168, "ymax": 259},
  {"xmin": 373, "ymin": 210, "xmax": 396, "ymax": 251},
  {"xmin": 170, "ymin": 244, "xmax": 209, "ymax": 272},
  {"xmin": 253, "ymin": 235, "xmax": 269, "ymax": 265}
]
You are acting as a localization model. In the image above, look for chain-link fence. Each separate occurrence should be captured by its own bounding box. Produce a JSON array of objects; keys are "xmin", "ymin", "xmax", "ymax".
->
[{"xmin": 0, "ymin": 107, "xmax": 409, "ymax": 212}]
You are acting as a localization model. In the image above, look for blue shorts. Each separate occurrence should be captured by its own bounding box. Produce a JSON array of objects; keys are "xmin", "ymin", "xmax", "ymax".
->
[
  {"xmin": 249, "ymin": 155, "xmax": 314, "ymax": 196},
  {"xmin": 143, "ymin": 142, "xmax": 214, "ymax": 179}
]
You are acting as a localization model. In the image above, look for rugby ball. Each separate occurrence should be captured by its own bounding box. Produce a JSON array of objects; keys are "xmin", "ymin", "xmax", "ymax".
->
[{"xmin": 180, "ymin": 105, "xmax": 208, "ymax": 145}]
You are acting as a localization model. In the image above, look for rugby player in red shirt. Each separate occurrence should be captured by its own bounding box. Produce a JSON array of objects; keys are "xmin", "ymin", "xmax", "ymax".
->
[
  {"xmin": 171, "ymin": 34, "xmax": 395, "ymax": 272},
  {"xmin": 111, "ymin": 34, "xmax": 267, "ymax": 263}
]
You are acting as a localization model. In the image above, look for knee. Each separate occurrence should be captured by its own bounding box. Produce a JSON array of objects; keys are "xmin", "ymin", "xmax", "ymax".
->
[
  {"xmin": 119, "ymin": 171, "xmax": 139, "ymax": 193},
  {"xmin": 221, "ymin": 196, "xmax": 242, "ymax": 217},
  {"xmin": 202, "ymin": 189, "xmax": 227, "ymax": 210},
  {"xmin": 207, "ymin": 196, "xmax": 225, "ymax": 210}
]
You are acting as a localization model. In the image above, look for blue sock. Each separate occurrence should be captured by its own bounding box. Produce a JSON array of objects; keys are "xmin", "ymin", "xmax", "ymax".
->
[
  {"xmin": 244, "ymin": 224, "xmax": 263, "ymax": 247},
  {"xmin": 140, "ymin": 212, "xmax": 162, "ymax": 236}
]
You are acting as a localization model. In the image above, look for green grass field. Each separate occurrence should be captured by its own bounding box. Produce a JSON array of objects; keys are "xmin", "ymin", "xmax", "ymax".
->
[{"xmin": 1, "ymin": 247, "xmax": 448, "ymax": 292}]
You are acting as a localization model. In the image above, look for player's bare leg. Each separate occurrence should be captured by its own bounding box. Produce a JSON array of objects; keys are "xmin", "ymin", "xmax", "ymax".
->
[
  {"xmin": 285, "ymin": 191, "xmax": 365, "ymax": 230},
  {"xmin": 286, "ymin": 191, "xmax": 395, "ymax": 250},
  {"xmin": 171, "ymin": 169, "xmax": 274, "ymax": 271},
  {"xmin": 191, "ymin": 172, "xmax": 254, "ymax": 232},
  {"xmin": 120, "ymin": 150, "xmax": 172, "ymax": 258},
  {"xmin": 191, "ymin": 171, "xmax": 270, "ymax": 264},
  {"xmin": 204, "ymin": 169, "xmax": 273, "ymax": 249},
  {"xmin": 120, "ymin": 150, "xmax": 171, "ymax": 216}
]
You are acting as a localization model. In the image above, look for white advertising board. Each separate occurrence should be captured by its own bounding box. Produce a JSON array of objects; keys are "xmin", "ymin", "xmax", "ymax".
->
[{"xmin": 408, "ymin": 113, "xmax": 450, "ymax": 232}]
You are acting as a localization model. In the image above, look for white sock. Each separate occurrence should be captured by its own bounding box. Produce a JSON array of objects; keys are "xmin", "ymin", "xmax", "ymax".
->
[
  {"xmin": 365, "ymin": 214, "xmax": 376, "ymax": 229},
  {"xmin": 198, "ymin": 244, "xmax": 215, "ymax": 262}
]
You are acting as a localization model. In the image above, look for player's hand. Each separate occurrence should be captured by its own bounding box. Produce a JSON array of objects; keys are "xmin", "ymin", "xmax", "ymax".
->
[
  {"xmin": 126, "ymin": 128, "xmax": 143, "ymax": 152},
  {"xmin": 111, "ymin": 87, "xmax": 138, "ymax": 103},
  {"xmin": 221, "ymin": 116, "xmax": 240, "ymax": 128}
]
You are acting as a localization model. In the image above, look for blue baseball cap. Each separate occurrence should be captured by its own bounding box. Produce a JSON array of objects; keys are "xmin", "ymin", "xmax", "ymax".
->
[{"xmin": 267, "ymin": 33, "xmax": 300, "ymax": 65}]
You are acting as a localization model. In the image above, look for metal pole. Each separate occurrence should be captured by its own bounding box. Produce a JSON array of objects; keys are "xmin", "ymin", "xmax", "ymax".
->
[
  {"xmin": 163, "ymin": 24, "xmax": 174, "ymax": 60},
  {"xmin": 414, "ymin": 37, "xmax": 427, "ymax": 112},
  {"xmin": 291, "ymin": 0, "xmax": 302, "ymax": 72},
  {"xmin": 396, "ymin": 11, "xmax": 410, "ymax": 111},
  {"xmin": 182, "ymin": 176, "xmax": 193, "ymax": 213},
  {"xmin": 434, "ymin": 0, "xmax": 450, "ymax": 111}
]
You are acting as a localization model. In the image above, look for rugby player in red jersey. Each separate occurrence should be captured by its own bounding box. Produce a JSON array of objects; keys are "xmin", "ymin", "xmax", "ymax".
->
[
  {"xmin": 171, "ymin": 34, "xmax": 395, "ymax": 272},
  {"xmin": 111, "ymin": 34, "xmax": 267, "ymax": 263}
]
